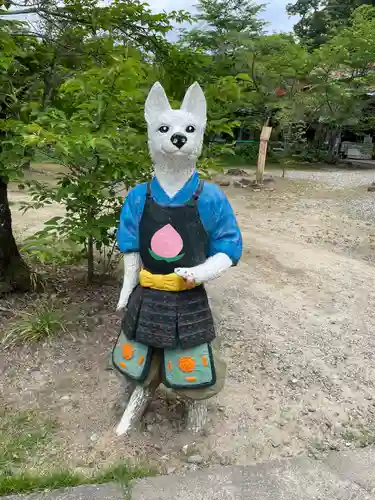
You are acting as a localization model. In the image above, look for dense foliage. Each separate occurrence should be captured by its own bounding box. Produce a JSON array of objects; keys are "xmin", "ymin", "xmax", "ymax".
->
[
  {"xmin": 1, "ymin": 0, "xmax": 375, "ymax": 288},
  {"xmin": 287, "ymin": 0, "xmax": 375, "ymax": 49}
]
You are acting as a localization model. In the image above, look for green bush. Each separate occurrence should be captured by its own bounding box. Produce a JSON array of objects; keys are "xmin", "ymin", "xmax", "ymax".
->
[
  {"xmin": 21, "ymin": 54, "xmax": 151, "ymax": 284},
  {"xmin": 235, "ymin": 142, "xmax": 259, "ymax": 162}
]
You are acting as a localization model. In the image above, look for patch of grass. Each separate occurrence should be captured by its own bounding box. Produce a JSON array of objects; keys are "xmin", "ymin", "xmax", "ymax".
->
[
  {"xmin": 95, "ymin": 461, "xmax": 156, "ymax": 486},
  {"xmin": 0, "ymin": 299, "xmax": 67, "ymax": 349},
  {"xmin": 0, "ymin": 408, "xmax": 154, "ymax": 497},
  {"xmin": 0, "ymin": 463, "xmax": 154, "ymax": 497},
  {"xmin": 342, "ymin": 427, "xmax": 375, "ymax": 448},
  {"xmin": 0, "ymin": 409, "xmax": 56, "ymax": 475},
  {"xmin": 342, "ymin": 429, "xmax": 357, "ymax": 443},
  {"xmin": 0, "ymin": 471, "xmax": 84, "ymax": 497}
]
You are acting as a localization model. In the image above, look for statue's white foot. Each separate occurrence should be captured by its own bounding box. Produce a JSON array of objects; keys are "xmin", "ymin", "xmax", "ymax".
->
[
  {"xmin": 112, "ymin": 380, "xmax": 135, "ymax": 415},
  {"xmin": 116, "ymin": 385, "xmax": 155, "ymax": 436},
  {"xmin": 186, "ymin": 400, "xmax": 208, "ymax": 434}
]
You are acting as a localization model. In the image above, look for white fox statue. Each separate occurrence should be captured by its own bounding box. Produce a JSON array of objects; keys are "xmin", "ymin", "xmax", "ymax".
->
[{"xmin": 113, "ymin": 82, "xmax": 242, "ymax": 435}]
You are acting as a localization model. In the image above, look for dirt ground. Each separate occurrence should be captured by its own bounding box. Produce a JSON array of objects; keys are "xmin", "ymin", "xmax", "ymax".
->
[{"xmin": 2, "ymin": 167, "xmax": 375, "ymax": 475}]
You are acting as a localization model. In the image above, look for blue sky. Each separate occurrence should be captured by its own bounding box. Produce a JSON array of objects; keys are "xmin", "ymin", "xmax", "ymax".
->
[
  {"xmin": 13, "ymin": 0, "xmax": 299, "ymax": 36},
  {"xmin": 148, "ymin": 0, "xmax": 299, "ymax": 33}
]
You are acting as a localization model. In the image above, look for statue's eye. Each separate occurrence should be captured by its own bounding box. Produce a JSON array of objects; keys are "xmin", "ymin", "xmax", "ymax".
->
[
  {"xmin": 186, "ymin": 125, "xmax": 196, "ymax": 133},
  {"xmin": 159, "ymin": 126, "xmax": 169, "ymax": 133}
]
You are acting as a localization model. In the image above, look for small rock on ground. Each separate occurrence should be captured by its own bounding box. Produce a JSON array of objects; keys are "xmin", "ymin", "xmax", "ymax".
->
[
  {"xmin": 226, "ymin": 168, "xmax": 249, "ymax": 176},
  {"xmin": 187, "ymin": 455, "xmax": 204, "ymax": 465}
]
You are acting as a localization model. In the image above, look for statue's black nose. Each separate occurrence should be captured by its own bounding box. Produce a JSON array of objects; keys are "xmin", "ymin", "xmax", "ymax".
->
[{"xmin": 171, "ymin": 133, "xmax": 187, "ymax": 149}]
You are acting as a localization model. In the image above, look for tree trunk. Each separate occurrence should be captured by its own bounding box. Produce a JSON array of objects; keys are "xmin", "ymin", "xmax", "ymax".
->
[
  {"xmin": 313, "ymin": 124, "xmax": 325, "ymax": 149},
  {"xmin": 0, "ymin": 177, "xmax": 32, "ymax": 294},
  {"xmin": 326, "ymin": 127, "xmax": 342, "ymax": 164},
  {"xmin": 86, "ymin": 205, "xmax": 95, "ymax": 284},
  {"xmin": 87, "ymin": 234, "xmax": 94, "ymax": 284}
]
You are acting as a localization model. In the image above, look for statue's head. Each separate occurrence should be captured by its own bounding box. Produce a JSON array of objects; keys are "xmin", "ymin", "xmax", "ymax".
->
[{"xmin": 145, "ymin": 82, "xmax": 207, "ymax": 163}]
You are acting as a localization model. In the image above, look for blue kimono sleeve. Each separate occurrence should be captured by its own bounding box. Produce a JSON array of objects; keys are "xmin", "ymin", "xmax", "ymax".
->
[
  {"xmin": 116, "ymin": 187, "xmax": 145, "ymax": 253},
  {"xmin": 200, "ymin": 184, "xmax": 243, "ymax": 265}
]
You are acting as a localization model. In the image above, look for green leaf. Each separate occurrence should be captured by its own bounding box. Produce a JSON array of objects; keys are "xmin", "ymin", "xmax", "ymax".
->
[
  {"xmin": 236, "ymin": 73, "xmax": 252, "ymax": 81},
  {"xmin": 44, "ymin": 217, "xmax": 62, "ymax": 226},
  {"xmin": 148, "ymin": 249, "xmax": 185, "ymax": 263}
]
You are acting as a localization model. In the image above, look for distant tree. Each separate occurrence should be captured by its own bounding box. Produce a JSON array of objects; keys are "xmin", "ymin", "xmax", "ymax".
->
[
  {"xmin": 287, "ymin": 0, "xmax": 375, "ymax": 48},
  {"xmin": 305, "ymin": 5, "xmax": 375, "ymax": 161},
  {"xmin": 180, "ymin": 0, "xmax": 265, "ymax": 75}
]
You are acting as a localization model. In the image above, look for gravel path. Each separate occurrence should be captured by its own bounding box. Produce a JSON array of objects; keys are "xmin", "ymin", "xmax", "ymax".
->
[
  {"xmin": 209, "ymin": 215, "xmax": 375, "ymax": 465},
  {"xmin": 346, "ymin": 196, "xmax": 375, "ymax": 224},
  {"xmin": 286, "ymin": 169, "xmax": 375, "ymax": 188},
  {"xmin": 286, "ymin": 168, "xmax": 375, "ymax": 224}
]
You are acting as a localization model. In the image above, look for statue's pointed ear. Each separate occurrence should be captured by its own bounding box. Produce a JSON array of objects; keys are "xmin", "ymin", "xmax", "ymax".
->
[
  {"xmin": 181, "ymin": 82, "xmax": 207, "ymax": 125},
  {"xmin": 145, "ymin": 82, "xmax": 171, "ymax": 124}
]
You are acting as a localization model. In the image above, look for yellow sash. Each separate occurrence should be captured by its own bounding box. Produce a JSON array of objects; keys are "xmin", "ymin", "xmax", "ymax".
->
[{"xmin": 139, "ymin": 269, "xmax": 196, "ymax": 292}]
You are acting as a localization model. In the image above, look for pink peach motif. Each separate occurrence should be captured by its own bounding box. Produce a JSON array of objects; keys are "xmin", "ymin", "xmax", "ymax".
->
[{"xmin": 150, "ymin": 224, "xmax": 183, "ymax": 258}]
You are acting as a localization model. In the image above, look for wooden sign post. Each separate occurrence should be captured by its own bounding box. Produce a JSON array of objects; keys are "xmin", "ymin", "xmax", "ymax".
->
[{"xmin": 256, "ymin": 126, "xmax": 272, "ymax": 185}]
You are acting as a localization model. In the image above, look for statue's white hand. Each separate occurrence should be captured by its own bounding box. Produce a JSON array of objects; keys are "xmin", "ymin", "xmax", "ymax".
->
[
  {"xmin": 174, "ymin": 268, "xmax": 197, "ymax": 288},
  {"xmin": 175, "ymin": 253, "xmax": 233, "ymax": 284}
]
